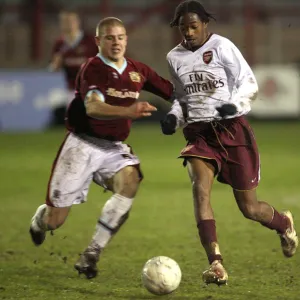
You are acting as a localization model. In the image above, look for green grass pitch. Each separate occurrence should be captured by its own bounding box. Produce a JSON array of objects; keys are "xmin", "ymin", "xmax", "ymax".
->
[{"xmin": 0, "ymin": 121, "xmax": 300, "ymax": 300}]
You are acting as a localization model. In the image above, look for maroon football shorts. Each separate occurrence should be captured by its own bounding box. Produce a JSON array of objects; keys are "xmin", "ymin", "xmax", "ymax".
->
[{"xmin": 180, "ymin": 116, "xmax": 260, "ymax": 191}]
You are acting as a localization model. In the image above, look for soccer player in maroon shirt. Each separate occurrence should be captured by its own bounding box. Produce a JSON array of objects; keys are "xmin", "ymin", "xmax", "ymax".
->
[
  {"xmin": 29, "ymin": 17, "xmax": 174, "ymax": 279},
  {"xmin": 49, "ymin": 9, "xmax": 98, "ymax": 125}
]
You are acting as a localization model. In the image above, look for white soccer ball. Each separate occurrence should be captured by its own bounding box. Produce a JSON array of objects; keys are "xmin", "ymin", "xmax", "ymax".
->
[{"xmin": 141, "ymin": 256, "xmax": 182, "ymax": 295}]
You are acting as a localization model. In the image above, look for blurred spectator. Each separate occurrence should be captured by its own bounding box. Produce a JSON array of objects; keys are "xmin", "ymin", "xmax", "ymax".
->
[{"xmin": 48, "ymin": 8, "xmax": 98, "ymax": 126}]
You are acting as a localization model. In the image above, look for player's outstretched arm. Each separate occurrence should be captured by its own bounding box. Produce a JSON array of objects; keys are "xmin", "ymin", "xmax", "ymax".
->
[
  {"xmin": 160, "ymin": 60, "xmax": 187, "ymax": 135},
  {"xmin": 48, "ymin": 53, "xmax": 62, "ymax": 72},
  {"xmin": 135, "ymin": 62, "xmax": 174, "ymax": 101},
  {"xmin": 85, "ymin": 92, "xmax": 157, "ymax": 120},
  {"xmin": 49, "ymin": 37, "xmax": 64, "ymax": 71}
]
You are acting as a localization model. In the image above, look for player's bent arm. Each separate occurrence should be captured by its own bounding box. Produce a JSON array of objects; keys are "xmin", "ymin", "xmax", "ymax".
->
[
  {"xmin": 48, "ymin": 53, "xmax": 62, "ymax": 72},
  {"xmin": 220, "ymin": 42, "xmax": 258, "ymax": 111},
  {"xmin": 85, "ymin": 91, "xmax": 129, "ymax": 119},
  {"xmin": 167, "ymin": 99, "xmax": 186, "ymax": 129},
  {"xmin": 84, "ymin": 90, "xmax": 156, "ymax": 119},
  {"xmin": 137, "ymin": 62, "xmax": 174, "ymax": 101},
  {"xmin": 166, "ymin": 59, "xmax": 187, "ymax": 129}
]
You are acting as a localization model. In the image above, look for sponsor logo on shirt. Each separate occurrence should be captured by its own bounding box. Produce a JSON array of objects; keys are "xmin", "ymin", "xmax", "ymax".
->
[
  {"xmin": 106, "ymin": 88, "xmax": 140, "ymax": 99},
  {"xmin": 184, "ymin": 71, "xmax": 225, "ymax": 95}
]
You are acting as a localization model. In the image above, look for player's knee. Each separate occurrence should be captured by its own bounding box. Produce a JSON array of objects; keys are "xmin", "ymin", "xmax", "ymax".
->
[
  {"xmin": 113, "ymin": 166, "xmax": 140, "ymax": 198},
  {"xmin": 234, "ymin": 190, "xmax": 259, "ymax": 220}
]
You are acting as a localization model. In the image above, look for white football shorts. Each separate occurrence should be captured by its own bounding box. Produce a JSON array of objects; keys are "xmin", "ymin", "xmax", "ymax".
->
[{"xmin": 46, "ymin": 132, "xmax": 141, "ymax": 207}]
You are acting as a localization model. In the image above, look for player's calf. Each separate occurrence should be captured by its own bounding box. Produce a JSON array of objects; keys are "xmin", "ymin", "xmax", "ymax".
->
[
  {"xmin": 43, "ymin": 206, "xmax": 70, "ymax": 230},
  {"xmin": 234, "ymin": 190, "xmax": 298, "ymax": 257},
  {"xmin": 29, "ymin": 205, "xmax": 70, "ymax": 246},
  {"xmin": 75, "ymin": 193, "xmax": 133, "ymax": 278},
  {"xmin": 75, "ymin": 166, "xmax": 139, "ymax": 278}
]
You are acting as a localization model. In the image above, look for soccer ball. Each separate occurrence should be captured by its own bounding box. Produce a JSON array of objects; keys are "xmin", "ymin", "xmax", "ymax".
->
[{"xmin": 141, "ymin": 256, "xmax": 182, "ymax": 295}]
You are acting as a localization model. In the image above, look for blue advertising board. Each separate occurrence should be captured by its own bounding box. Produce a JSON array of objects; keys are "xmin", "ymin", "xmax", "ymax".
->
[{"xmin": 0, "ymin": 71, "xmax": 69, "ymax": 131}]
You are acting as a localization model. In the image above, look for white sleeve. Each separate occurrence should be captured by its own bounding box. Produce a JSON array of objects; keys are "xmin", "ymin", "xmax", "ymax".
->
[
  {"xmin": 219, "ymin": 42, "xmax": 258, "ymax": 112},
  {"xmin": 166, "ymin": 59, "xmax": 187, "ymax": 128},
  {"xmin": 168, "ymin": 99, "xmax": 186, "ymax": 128}
]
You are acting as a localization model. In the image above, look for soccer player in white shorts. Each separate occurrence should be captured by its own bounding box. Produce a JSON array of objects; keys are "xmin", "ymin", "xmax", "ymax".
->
[{"xmin": 29, "ymin": 17, "xmax": 174, "ymax": 279}]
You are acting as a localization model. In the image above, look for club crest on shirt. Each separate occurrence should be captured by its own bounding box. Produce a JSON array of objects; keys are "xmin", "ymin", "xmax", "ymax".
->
[
  {"xmin": 129, "ymin": 72, "xmax": 141, "ymax": 83},
  {"xmin": 203, "ymin": 51, "xmax": 213, "ymax": 64}
]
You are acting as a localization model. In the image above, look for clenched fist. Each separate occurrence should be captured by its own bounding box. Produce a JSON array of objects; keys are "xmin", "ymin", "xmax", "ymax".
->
[{"xmin": 160, "ymin": 114, "xmax": 177, "ymax": 135}]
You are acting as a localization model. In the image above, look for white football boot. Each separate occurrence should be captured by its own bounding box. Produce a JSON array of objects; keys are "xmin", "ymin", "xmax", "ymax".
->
[
  {"xmin": 279, "ymin": 211, "xmax": 298, "ymax": 257},
  {"xmin": 202, "ymin": 260, "xmax": 228, "ymax": 286}
]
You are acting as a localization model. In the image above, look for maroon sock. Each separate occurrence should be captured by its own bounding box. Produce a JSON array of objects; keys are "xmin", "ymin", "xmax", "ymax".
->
[
  {"xmin": 197, "ymin": 219, "xmax": 222, "ymax": 264},
  {"xmin": 261, "ymin": 207, "xmax": 288, "ymax": 234}
]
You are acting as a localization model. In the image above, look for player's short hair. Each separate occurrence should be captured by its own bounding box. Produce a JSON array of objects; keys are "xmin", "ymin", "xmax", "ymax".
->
[
  {"xmin": 59, "ymin": 8, "xmax": 79, "ymax": 16},
  {"xmin": 96, "ymin": 17, "xmax": 125, "ymax": 36},
  {"xmin": 170, "ymin": 0, "xmax": 216, "ymax": 27}
]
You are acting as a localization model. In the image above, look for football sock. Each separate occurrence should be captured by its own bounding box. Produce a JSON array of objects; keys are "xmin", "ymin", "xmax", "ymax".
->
[
  {"xmin": 261, "ymin": 206, "xmax": 289, "ymax": 234},
  {"xmin": 197, "ymin": 219, "xmax": 223, "ymax": 264},
  {"xmin": 90, "ymin": 194, "xmax": 134, "ymax": 249},
  {"xmin": 32, "ymin": 204, "xmax": 49, "ymax": 231}
]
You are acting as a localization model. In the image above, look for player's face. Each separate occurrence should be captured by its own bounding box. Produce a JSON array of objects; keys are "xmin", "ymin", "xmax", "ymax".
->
[
  {"xmin": 178, "ymin": 13, "xmax": 208, "ymax": 49},
  {"xmin": 96, "ymin": 26, "xmax": 127, "ymax": 62},
  {"xmin": 59, "ymin": 12, "xmax": 80, "ymax": 34}
]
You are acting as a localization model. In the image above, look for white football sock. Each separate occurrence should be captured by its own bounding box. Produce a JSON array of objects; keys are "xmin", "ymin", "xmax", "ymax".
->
[
  {"xmin": 31, "ymin": 204, "xmax": 47, "ymax": 231},
  {"xmin": 91, "ymin": 194, "xmax": 134, "ymax": 249}
]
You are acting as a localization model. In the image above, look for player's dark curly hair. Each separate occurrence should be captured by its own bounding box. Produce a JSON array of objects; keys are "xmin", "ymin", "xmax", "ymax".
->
[{"xmin": 170, "ymin": 0, "xmax": 216, "ymax": 27}]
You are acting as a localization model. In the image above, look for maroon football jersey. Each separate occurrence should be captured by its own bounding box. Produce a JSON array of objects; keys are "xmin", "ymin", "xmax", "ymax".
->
[
  {"xmin": 66, "ymin": 54, "xmax": 173, "ymax": 141},
  {"xmin": 52, "ymin": 32, "xmax": 98, "ymax": 90}
]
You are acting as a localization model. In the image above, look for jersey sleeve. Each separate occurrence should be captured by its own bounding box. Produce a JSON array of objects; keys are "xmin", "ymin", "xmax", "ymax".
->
[
  {"xmin": 168, "ymin": 100, "xmax": 187, "ymax": 129},
  {"xmin": 219, "ymin": 41, "xmax": 258, "ymax": 111},
  {"xmin": 137, "ymin": 62, "xmax": 174, "ymax": 101},
  {"xmin": 165, "ymin": 57, "xmax": 187, "ymax": 128},
  {"xmin": 79, "ymin": 61, "xmax": 106, "ymax": 104}
]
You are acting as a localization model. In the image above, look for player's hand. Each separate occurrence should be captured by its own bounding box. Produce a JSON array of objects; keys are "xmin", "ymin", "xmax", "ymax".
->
[
  {"xmin": 49, "ymin": 53, "xmax": 63, "ymax": 71},
  {"xmin": 127, "ymin": 101, "xmax": 157, "ymax": 119},
  {"xmin": 216, "ymin": 103, "xmax": 237, "ymax": 118},
  {"xmin": 160, "ymin": 114, "xmax": 177, "ymax": 135}
]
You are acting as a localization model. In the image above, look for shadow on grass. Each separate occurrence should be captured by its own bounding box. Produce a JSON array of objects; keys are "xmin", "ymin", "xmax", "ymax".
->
[{"xmin": 119, "ymin": 294, "xmax": 215, "ymax": 300}]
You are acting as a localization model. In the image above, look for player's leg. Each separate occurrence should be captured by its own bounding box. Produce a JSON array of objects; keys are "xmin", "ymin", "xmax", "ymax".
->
[
  {"xmin": 75, "ymin": 165, "xmax": 140, "ymax": 279},
  {"xmin": 30, "ymin": 133, "xmax": 94, "ymax": 246},
  {"xmin": 220, "ymin": 117, "xmax": 298, "ymax": 257},
  {"xmin": 30, "ymin": 205, "xmax": 70, "ymax": 245},
  {"xmin": 234, "ymin": 189, "xmax": 298, "ymax": 257},
  {"xmin": 186, "ymin": 157, "xmax": 228, "ymax": 285},
  {"xmin": 90, "ymin": 165, "xmax": 139, "ymax": 250}
]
